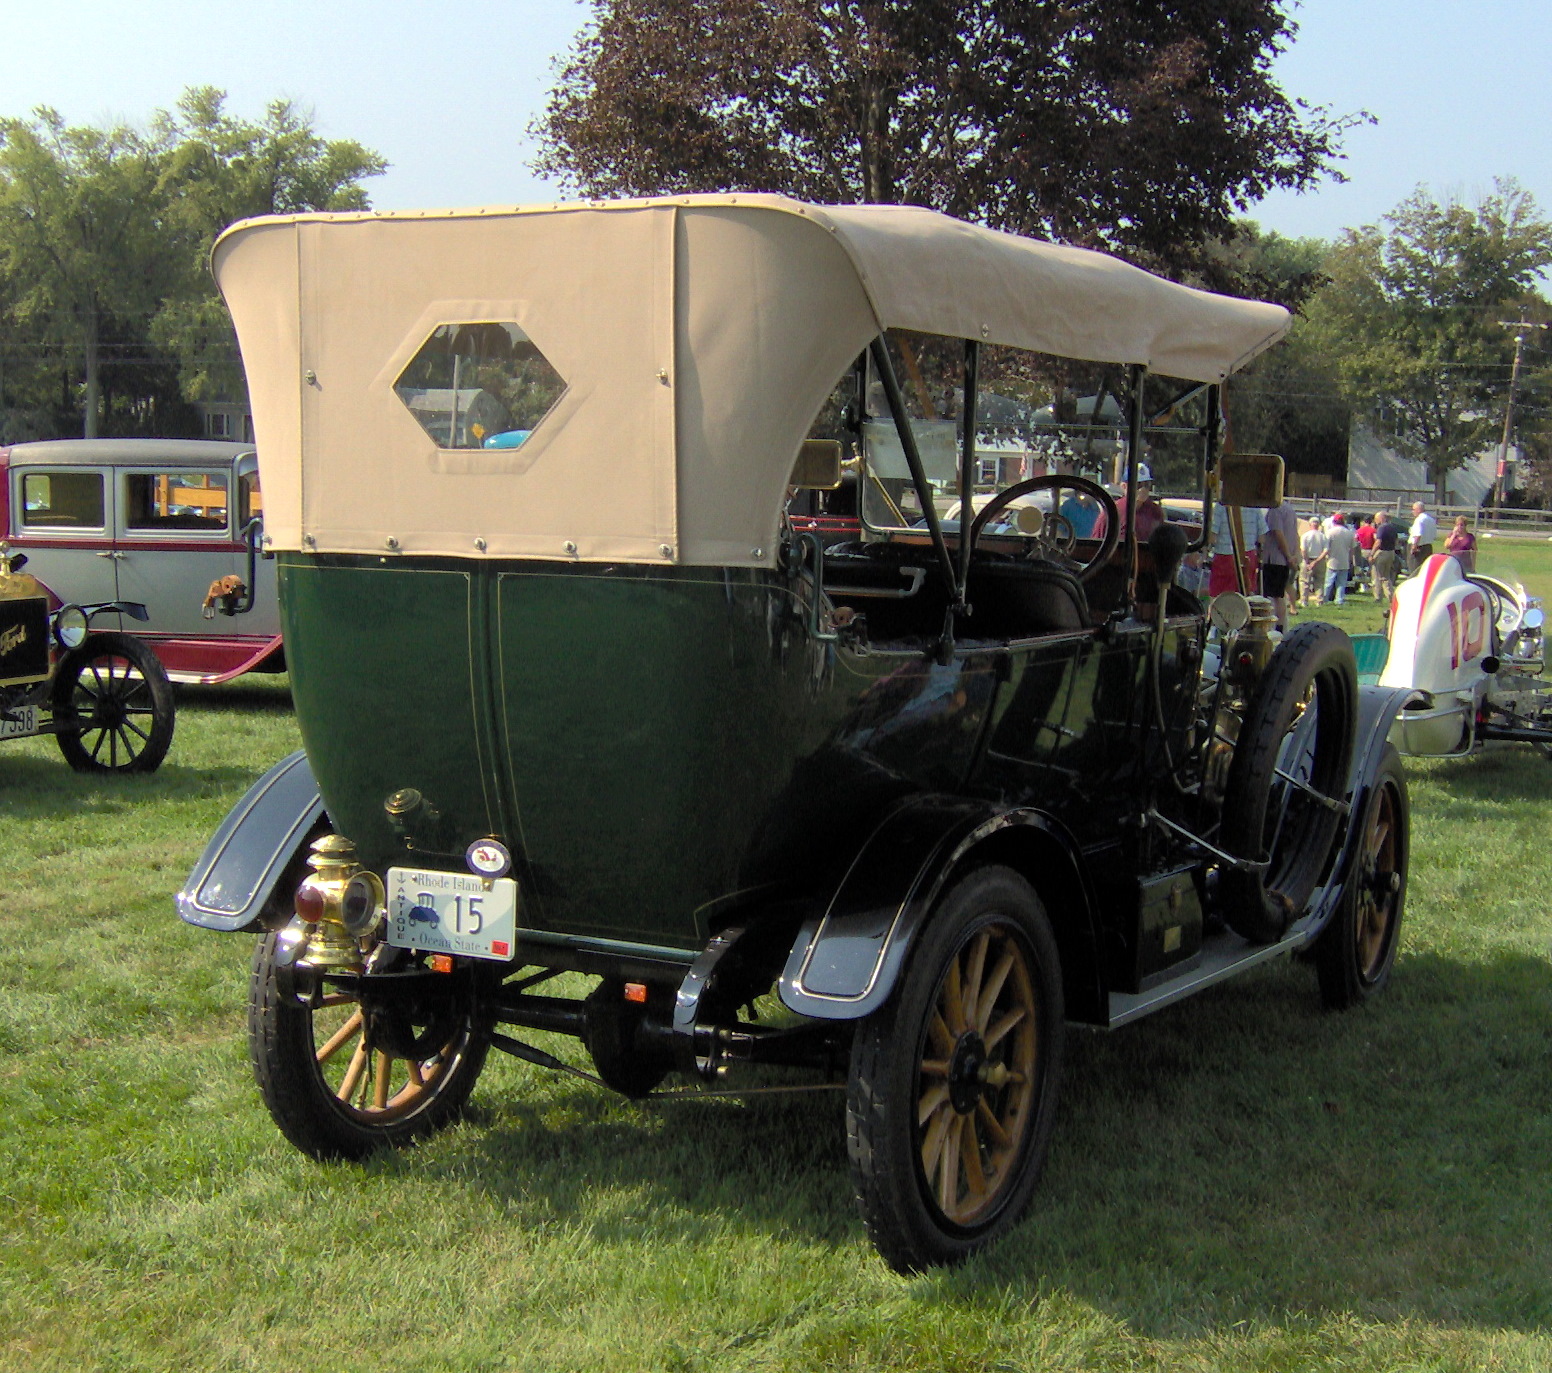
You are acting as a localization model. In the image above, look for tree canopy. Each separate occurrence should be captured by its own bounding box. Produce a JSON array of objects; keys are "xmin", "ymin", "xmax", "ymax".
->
[
  {"xmin": 1214, "ymin": 225, "xmax": 1351, "ymax": 488},
  {"xmin": 149, "ymin": 88, "xmax": 387, "ymax": 407},
  {"xmin": 1304, "ymin": 179, "xmax": 1552, "ymax": 502},
  {"xmin": 0, "ymin": 90, "xmax": 384, "ymax": 440},
  {"xmin": 0, "ymin": 111, "xmax": 174, "ymax": 437},
  {"xmin": 534, "ymin": 0, "xmax": 1363, "ymax": 279}
]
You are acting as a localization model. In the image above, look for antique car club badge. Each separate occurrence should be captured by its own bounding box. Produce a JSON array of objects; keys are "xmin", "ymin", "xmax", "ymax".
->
[{"xmin": 465, "ymin": 838, "xmax": 512, "ymax": 879}]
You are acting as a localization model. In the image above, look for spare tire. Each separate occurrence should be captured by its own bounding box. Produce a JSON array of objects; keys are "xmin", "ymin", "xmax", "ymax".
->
[{"xmin": 1218, "ymin": 622, "xmax": 1357, "ymax": 943}]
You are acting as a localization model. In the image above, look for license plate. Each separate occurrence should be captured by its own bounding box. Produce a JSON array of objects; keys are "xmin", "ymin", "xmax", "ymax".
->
[
  {"xmin": 385, "ymin": 868, "xmax": 518, "ymax": 961},
  {"xmin": 0, "ymin": 706, "xmax": 38, "ymax": 741}
]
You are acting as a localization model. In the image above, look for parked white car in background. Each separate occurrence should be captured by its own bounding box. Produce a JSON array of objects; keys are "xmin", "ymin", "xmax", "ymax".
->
[{"xmin": 0, "ymin": 439, "xmax": 281, "ymax": 684}]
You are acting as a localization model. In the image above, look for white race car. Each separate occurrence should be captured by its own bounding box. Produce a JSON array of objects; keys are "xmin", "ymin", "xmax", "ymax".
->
[{"xmin": 1374, "ymin": 553, "xmax": 1550, "ymax": 757}]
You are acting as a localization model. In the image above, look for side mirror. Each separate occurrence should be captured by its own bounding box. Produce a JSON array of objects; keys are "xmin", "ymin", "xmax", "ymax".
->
[
  {"xmin": 1218, "ymin": 453, "xmax": 1285, "ymax": 508},
  {"xmin": 790, "ymin": 439, "xmax": 843, "ymax": 490}
]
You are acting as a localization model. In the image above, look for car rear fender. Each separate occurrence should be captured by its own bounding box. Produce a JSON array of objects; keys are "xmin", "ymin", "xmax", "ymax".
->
[
  {"xmin": 777, "ymin": 795, "xmax": 1104, "ymax": 1023},
  {"xmin": 176, "ymin": 750, "xmax": 325, "ymax": 932}
]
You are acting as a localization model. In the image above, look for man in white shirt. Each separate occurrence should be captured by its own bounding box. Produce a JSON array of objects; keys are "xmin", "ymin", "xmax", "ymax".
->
[
  {"xmin": 1323, "ymin": 512, "xmax": 1357, "ymax": 604},
  {"xmin": 1408, "ymin": 502, "xmax": 1438, "ymax": 572}
]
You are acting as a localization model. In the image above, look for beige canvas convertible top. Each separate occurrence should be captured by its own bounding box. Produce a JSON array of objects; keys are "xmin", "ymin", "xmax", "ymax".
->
[{"xmin": 213, "ymin": 194, "xmax": 1290, "ymax": 567}]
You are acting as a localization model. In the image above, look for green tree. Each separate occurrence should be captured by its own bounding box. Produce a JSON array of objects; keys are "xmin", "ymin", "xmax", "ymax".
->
[
  {"xmin": 0, "ymin": 109, "xmax": 176, "ymax": 436},
  {"xmin": 534, "ymin": 0, "xmax": 1364, "ymax": 278},
  {"xmin": 150, "ymin": 87, "xmax": 388, "ymax": 404},
  {"xmin": 0, "ymin": 91, "xmax": 385, "ymax": 438},
  {"xmin": 1212, "ymin": 223, "xmax": 1352, "ymax": 486},
  {"xmin": 1306, "ymin": 179, "xmax": 1552, "ymax": 503}
]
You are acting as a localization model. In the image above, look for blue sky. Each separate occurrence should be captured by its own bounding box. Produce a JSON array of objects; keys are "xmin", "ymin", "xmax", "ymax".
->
[{"xmin": 3, "ymin": 0, "xmax": 1548, "ymax": 245}]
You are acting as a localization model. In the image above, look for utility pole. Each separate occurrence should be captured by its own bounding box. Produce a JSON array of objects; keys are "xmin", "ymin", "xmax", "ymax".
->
[{"xmin": 1493, "ymin": 319, "xmax": 1548, "ymax": 510}]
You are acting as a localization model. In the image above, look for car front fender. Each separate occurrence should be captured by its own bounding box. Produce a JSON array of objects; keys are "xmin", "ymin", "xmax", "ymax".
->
[
  {"xmin": 176, "ymin": 750, "xmax": 325, "ymax": 932},
  {"xmin": 777, "ymin": 794, "xmax": 1099, "ymax": 1022},
  {"xmin": 1297, "ymin": 682, "xmax": 1422, "ymax": 938},
  {"xmin": 85, "ymin": 600, "xmax": 150, "ymax": 623},
  {"xmin": 1352, "ymin": 683, "xmax": 1425, "ymax": 788}
]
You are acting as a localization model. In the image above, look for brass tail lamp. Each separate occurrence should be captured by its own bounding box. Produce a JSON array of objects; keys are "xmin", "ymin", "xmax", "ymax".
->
[{"xmin": 292, "ymin": 834, "xmax": 385, "ymax": 974}]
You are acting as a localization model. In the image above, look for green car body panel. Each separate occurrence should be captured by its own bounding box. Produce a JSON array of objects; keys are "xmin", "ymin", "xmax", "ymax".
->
[{"xmin": 279, "ymin": 553, "xmax": 1193, "ymax": 953}]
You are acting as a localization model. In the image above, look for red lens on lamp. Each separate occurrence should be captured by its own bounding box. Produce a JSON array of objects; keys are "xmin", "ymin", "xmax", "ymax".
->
[{"xmin": 294, "ymin": 882, "xmax": 326, "ymax": 923}]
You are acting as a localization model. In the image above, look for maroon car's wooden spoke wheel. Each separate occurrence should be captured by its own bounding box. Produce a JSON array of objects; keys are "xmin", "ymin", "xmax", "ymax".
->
[
  {"xmin": 916, "ymin": 923, "xmax": 1038, "ymax": 1225},
  {"xmin": 1353, "ymin": 782, "xmax": 1400, "ymax": 979}
]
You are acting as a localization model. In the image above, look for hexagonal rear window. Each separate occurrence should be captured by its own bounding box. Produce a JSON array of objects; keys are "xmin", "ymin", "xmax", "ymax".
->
[{"xmin": 394, "ymin": 322, "xmax": 567, "ymax": 449}]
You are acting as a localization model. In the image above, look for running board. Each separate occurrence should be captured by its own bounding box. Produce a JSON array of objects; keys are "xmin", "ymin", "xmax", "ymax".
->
[{"xmin": 1105, "ymin": 923, "xmax": 1311, "ymax": 1027}]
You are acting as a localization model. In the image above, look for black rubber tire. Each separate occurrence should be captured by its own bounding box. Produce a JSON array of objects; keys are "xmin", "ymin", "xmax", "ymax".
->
[
  {"xmin": 1315, "ymin": 745, "xmax": 1408, "ymax": 1009},
  {"xmin": 846, "ymin": 866, "xmax": 1064, "ymax": 1272},
  {"xmin": 1219, "ymin": 621, "xmax": 1357, "ymax": 943},
  {"xmin": 248, "ymin": 931, "xmax": 494, "ymax": 1160},
  {"xmin": 51, "ymin": 632, "xmax": 175, "ymax": 773}
]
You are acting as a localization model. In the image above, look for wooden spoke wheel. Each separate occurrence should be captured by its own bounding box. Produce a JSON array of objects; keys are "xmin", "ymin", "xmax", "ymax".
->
[
  {"xmin": 51, "ymin": 632, "xmax": 174, "ymax": 774},
  {"xmin": 248, "ymin": 932, "xmax": 494, "ymax": 1160},
  {"xmin": 1316, "ymin": 745, "xmax": 1408, "ymax": 1009},
  {"xmin": 848, "ymin": 866, "xmax": 1064, "ymax": 1272}
]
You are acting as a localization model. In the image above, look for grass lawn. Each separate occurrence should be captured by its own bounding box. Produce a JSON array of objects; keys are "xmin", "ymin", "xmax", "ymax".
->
[
  {"xmin": 1476, "ymin": 534, "xmax": 1552, "ymax": 601},
  {"xmin": 2, "ymin": 601, "xmax": 1550, "ymax": 1370}
]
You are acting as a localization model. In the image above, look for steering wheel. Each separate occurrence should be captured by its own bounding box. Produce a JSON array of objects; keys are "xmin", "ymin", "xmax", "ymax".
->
[{"xmin": 966, "ymin": 475, "xmax": 1120, "ymax": 582}]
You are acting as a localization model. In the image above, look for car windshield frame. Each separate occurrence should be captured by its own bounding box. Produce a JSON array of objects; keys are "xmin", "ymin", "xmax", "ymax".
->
[{"xmin": 829, "ymin": 335, "xmax": 1224, "ymax": 617}]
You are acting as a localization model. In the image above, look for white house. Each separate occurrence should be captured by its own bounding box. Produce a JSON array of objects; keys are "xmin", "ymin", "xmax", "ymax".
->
[{"xmin": 1345, "ymin": 423, "xmax": 1513, "ymax": 506}]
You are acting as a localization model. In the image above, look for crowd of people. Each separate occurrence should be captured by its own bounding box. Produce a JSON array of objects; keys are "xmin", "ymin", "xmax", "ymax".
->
[
  {"xmin": 1194, "ymin": 497, "xmax": 1477, "ymax": 630},
  {"xmin": 976, "ymin": 466, "xmax": 1482, "ymax": 633}
]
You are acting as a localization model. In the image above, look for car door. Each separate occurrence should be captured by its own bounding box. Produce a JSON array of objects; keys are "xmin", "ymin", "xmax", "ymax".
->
[
  {"xmin": 113, "ymin": 463, "xmax": 242, "ymax": 638},
  {"xmin": 233, "ymin": 452, "xmax": 280, "ymax": 637},
  {"xmin": 8, "ymin": 463, "xmax": 121, "ymax": 623}
]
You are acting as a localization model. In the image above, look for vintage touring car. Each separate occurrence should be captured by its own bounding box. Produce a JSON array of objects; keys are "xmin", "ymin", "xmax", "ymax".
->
[
  {"xmin": 0, "ymin": 539, "xmax": 174, "ymax": 771},
  {"xmin": 180, "ymin": 196, "xmax": 1415, "ymax": 1271},
  {"xmin": 0, "ymin": 439, "xmax": 281, "ymax": 685}
]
